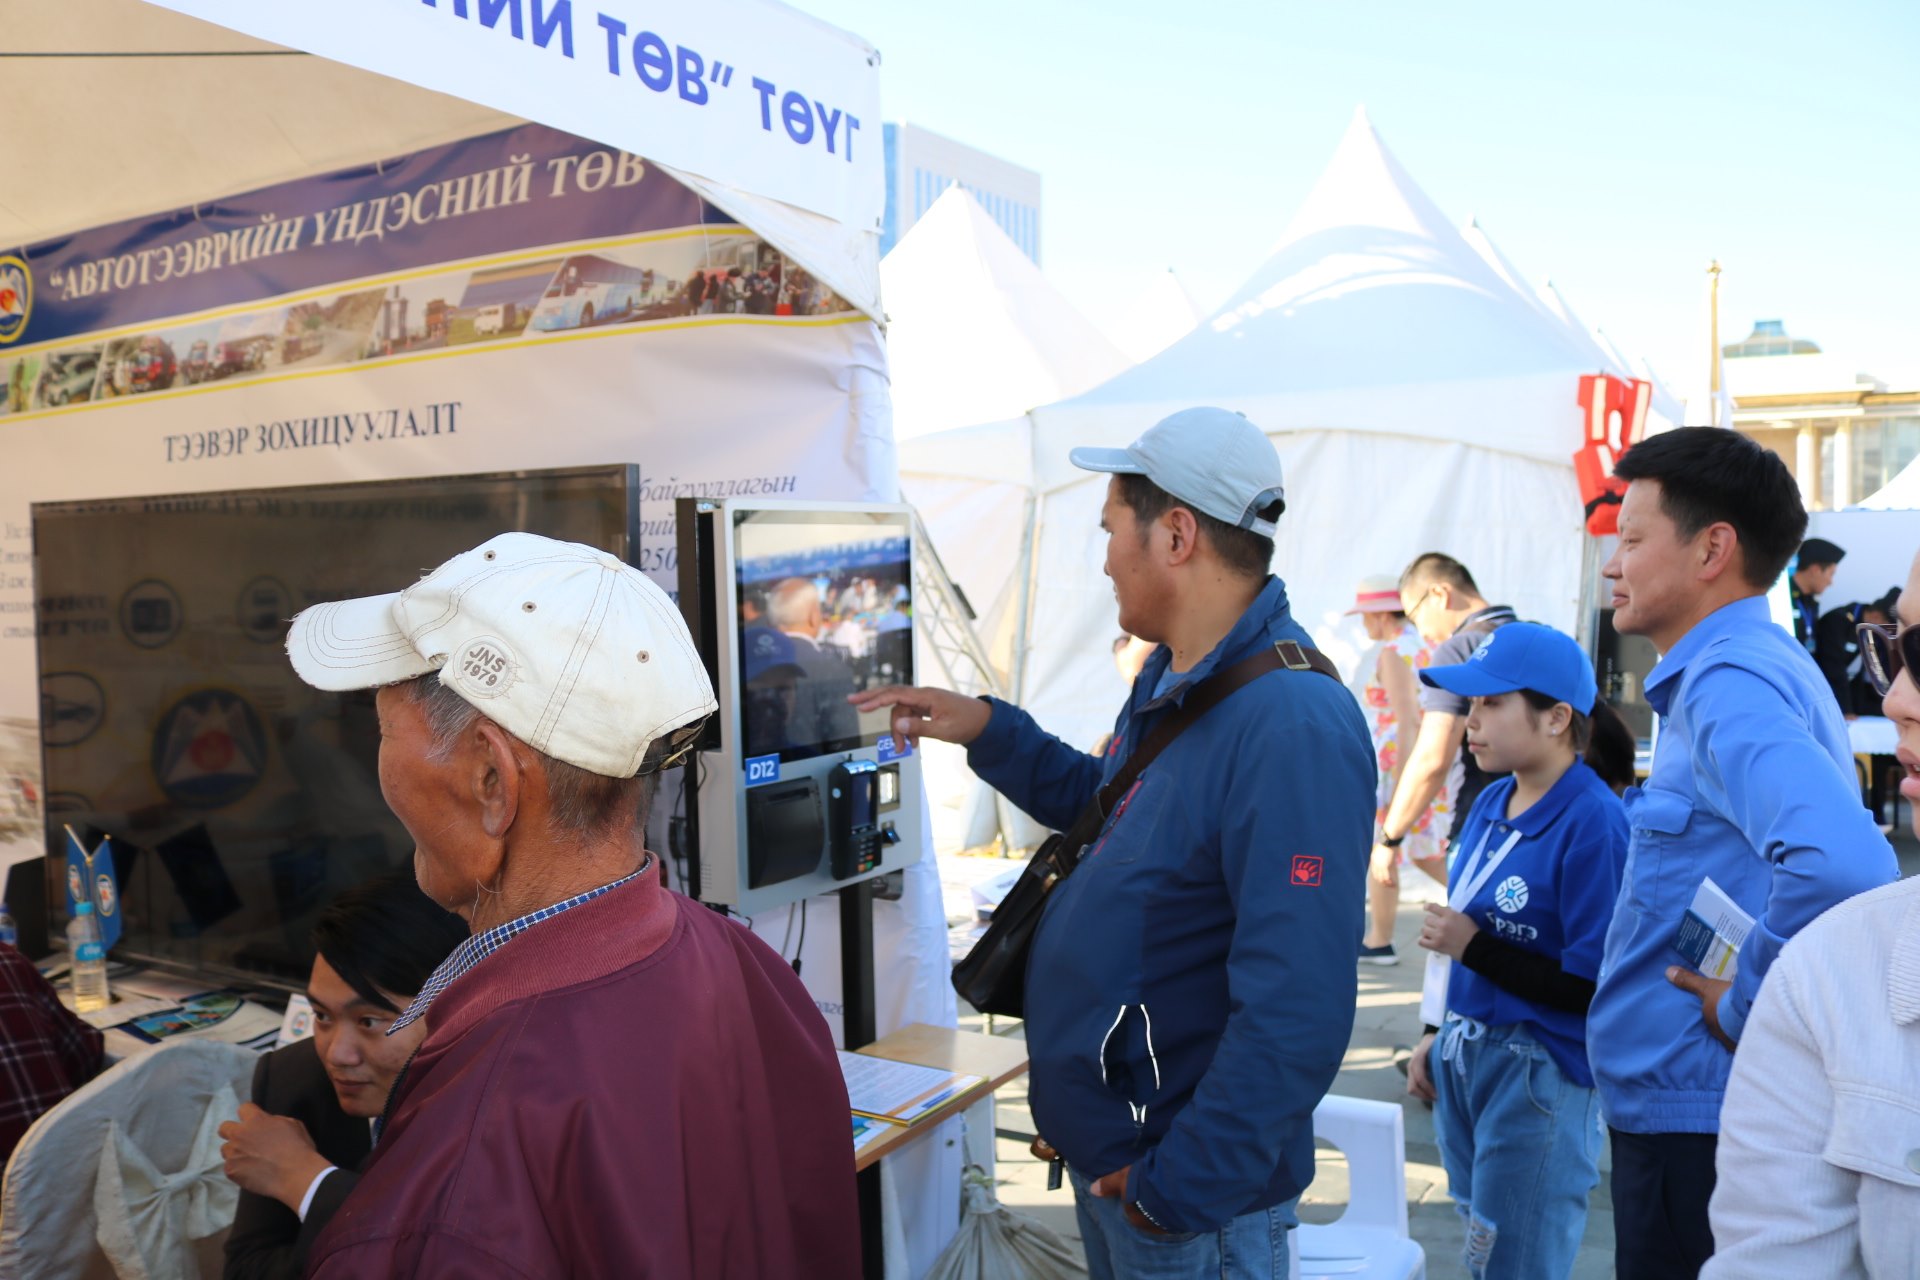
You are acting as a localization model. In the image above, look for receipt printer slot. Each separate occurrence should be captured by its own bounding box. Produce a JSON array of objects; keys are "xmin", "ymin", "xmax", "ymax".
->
[{"xmin": 746, "ymin": 780, "xmax": 824, "ymax": 888}]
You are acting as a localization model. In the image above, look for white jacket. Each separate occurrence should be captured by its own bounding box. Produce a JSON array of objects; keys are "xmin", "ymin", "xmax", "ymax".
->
[{"xmin": 1705, "ymin": 875, "xmax": 1920, "ymax": 1279}]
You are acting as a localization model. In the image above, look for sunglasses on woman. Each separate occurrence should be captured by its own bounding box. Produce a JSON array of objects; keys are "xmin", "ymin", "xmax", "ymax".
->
[{"xmin": 1858, "ymin": 622, "xmax": 1920, "ymax": 697}]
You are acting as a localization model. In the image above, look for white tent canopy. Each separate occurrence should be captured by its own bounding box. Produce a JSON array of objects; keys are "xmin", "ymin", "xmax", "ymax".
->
[
  {"xmin": 1860, "ymin": 451, "xmax": 1920, "ymax": 509},
  {"xmin": 908, "ymin": 107, "xmax": 1616, "ymax": 850},
  {"xmin": 1103, "ymin": 267, "xmax": 1207, "ymax": 365},
  {"xmin": 880, "ymin": 186, "xmax": 1128, "ymax": 440},
  {"xmin": 1, "ymin": 0, "xmax": 884, "ymax": 319}
]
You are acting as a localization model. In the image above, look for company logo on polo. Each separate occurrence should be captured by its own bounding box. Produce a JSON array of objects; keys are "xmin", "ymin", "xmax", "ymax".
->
[{"xmin": 1494, "ymin": 875, "xmax": 1529, "ymax": 913}]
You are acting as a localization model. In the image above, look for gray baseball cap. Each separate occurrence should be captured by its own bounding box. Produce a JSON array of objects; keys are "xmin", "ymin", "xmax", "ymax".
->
[{"xmin": 1069, "ymin": 407, "xmax": 1286, "ymax": 537}]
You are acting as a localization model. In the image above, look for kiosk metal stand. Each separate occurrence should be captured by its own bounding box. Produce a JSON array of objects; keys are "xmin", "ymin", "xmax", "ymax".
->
[{"xmin": 840, "ymin": 875, "xmax": 884, "ymax": 1278}]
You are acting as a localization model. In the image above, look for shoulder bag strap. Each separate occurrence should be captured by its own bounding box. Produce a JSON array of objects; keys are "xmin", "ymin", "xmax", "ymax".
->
[{"xmin": 1055, "ymin": 640, "xmax": 1340, "ymax": 860}]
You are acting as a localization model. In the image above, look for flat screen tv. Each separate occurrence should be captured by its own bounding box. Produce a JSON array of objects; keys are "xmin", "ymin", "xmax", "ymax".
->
[
  {"xmin": 732, "ymin": 508, "xmax": 914, "ymax": 764},
  {"xmin": 31, "ymin": 465, "xmax": 639, "ymax": 987}
]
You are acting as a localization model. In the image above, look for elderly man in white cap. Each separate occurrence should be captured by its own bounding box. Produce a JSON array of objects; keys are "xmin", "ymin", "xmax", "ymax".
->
[
  {"xmin": 285, "ymin": 533, "xmax": 858, "ymax": 1278},
  {"xmin": 854, "ymin": 408, "xmax": 1375, "ymax": 1280}
]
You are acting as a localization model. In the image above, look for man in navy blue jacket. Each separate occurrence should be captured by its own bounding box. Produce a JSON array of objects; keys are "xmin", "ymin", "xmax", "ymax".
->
[{"xmin": 855, "ymin": 407, "xmax": 1374, "ymax": 1279}]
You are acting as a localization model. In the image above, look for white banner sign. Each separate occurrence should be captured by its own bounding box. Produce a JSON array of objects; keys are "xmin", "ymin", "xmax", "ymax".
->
[{"xmin": 142, "ymin": 0, "xmax": 885, "ymax": 232}]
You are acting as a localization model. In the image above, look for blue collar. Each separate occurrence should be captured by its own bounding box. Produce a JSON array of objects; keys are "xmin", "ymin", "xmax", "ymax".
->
[
  {"xmin": 1643, "ymin": 595, "xmax": 1771, "ymax": 713},
  {"xmin": 1490, "ymin": 760, "xmax": 1599, "ymax": 838},
  {"xmin": 389, "ymin": 855, "xmax": 651, "ymax": 1035},
  {"xmin": 1137, "ymin": 576, "xmax": 1294, "ymax": 710}
]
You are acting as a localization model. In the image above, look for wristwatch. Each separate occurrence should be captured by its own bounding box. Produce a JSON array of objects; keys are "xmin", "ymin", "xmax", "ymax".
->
[{"xmin": 1380, "ymin": 832, "xmax": 1406, "ymax": 849}]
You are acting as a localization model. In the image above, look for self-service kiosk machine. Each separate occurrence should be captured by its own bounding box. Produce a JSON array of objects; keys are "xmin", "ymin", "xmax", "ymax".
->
[{"xmin": 676, "ymin": 499, "xmax": 923, "ymax": 917}]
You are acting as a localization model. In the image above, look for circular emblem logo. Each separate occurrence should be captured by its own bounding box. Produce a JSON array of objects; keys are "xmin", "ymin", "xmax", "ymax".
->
[
  {"xmin": 235, "ymin": 576, "xmax": 293, "ymax": 645},
  {"xmin": 40, "ymin": 672, "xmax": 106, "ymax": 747},
  {"xmin": 0, "ymin": 256, "xmax": 31, "ymax": 346},
  {"xmin": 151, "ymin": 689, "xmax": 269, "ymax": 809},
  {"xmin": 453, "ymin": 637, "xmax": 516, "ymax": 698},
  {"xmin": 120, "ymin": 579, "xmax": 184, "ymax": 649},
  {"xmin": 95, "ymin": 873, "xmax": 118, "ymax": 918},
  {"xmin": 1494, "ymin": 875, "xmax": 1530, "ymax": 914}
]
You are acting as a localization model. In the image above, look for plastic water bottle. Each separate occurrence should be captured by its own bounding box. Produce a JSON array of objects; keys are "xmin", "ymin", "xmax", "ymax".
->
[
  {"xmin": 68, "ymin": 902, "xmax": 110, "ymax": 1013},
  {"xmin": 0, "ymin": 902, "xmax": 16, "ymax": 948}
]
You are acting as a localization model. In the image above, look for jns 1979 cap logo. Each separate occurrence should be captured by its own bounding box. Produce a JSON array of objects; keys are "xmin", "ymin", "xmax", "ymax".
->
[{"xmin": 454, "ymin": 637, "xmax": 517, "ymax": 697}]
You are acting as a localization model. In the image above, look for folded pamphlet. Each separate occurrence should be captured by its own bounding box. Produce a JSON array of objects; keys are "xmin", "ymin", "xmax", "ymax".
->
[{"xmin": 1671, "ymin": 877, "xmax": 1754, "ymax": 981}]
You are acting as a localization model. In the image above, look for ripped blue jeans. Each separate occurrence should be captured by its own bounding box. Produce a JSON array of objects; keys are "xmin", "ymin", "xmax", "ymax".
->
[{"xmin": 1432, "ymin": 1017, "xmax": 1601, "ymax": 1280}]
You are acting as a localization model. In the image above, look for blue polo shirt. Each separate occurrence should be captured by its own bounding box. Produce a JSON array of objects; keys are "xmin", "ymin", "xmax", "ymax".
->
[
  {"xmin": 1586, "ymin": 595, "xmax": 1898, "ymax": 1134},
  {"xmin": 1446, "ymin": 760, "xmax": 1628, "ymax": 1087}
]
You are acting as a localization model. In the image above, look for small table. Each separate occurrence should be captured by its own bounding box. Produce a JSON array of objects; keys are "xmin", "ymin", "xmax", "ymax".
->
[{"xmin": 849, "ymin": 1023, "xmax": 1030, "ymax": 1274}]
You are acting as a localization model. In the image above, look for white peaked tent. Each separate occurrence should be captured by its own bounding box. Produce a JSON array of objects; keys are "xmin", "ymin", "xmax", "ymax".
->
[
  {"xmin": 1860, "ymin": 452, "xmax": 1920, "ymax": 509},
  {"xmin": 1104, "ymin": 267, "xmax": 1208, "ymax": 365},
  {"xmin": 909, "ymin": 107, "xmax": 1618, "ymax": 850},
  {"xmin": 880, "ymin": 185, "xmax": 1128, "ymax": 441}
]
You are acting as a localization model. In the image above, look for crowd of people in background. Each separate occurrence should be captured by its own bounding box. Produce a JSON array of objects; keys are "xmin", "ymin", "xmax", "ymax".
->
[{"xmin": 1354, "ymin": 428, "xmax": 1912, "ymax": 1279}]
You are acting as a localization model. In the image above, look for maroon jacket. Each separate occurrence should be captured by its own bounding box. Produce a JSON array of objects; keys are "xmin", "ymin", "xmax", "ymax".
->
[{"xmin": 305, "ymin": 877, "xmax": 860, "ymax": 1278}]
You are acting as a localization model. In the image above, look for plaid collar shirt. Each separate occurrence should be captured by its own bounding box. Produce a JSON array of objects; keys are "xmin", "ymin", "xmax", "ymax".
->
[
  {"xmin": 0, "ymin": 944, "xmax": 105, "ymax": 1163},
  {"xmin": 390, "ymin": 854, "xmax": 652, "ymax": 1035}
]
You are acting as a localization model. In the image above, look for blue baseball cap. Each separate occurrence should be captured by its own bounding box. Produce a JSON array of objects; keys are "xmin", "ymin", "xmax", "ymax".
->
[
  {"xmin": 1418, "ymin": 622, "xmax": 1597, "ymax": 713},
  {"xmin": 1069, "ymin": 407, "xmax": 1286, "ymax": 537}
]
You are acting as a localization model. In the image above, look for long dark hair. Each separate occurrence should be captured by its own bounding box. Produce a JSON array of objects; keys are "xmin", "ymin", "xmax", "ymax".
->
[
  {"xmin": 312, "ymin": 871, "xmax": 469, "ymax": 1013},
  {"xmin": 1520, "ymin": 690, "xmax": 1637, "ymax": 794}
]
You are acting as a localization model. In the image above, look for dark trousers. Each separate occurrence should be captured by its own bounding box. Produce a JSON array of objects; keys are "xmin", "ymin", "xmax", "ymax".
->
[{"xmin": 1609, "ymin": 1128, "xmax": 1717, "ymax": 1279}]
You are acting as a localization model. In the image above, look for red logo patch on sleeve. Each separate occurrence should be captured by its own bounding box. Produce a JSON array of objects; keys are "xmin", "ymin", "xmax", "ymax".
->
[{"xmin": 1290, "ymin": 856, "xmax": 1323, "ymax": 888}]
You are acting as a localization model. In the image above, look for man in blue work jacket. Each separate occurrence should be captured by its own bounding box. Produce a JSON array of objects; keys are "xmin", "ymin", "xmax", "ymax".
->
[
  {"xmin": 1587, "ymin": 427, "xmax": 1897, "ymax": 1280},
  {"xmin": 854, "ymin": 407, "xmax": 1374, "ymax": 1279}
]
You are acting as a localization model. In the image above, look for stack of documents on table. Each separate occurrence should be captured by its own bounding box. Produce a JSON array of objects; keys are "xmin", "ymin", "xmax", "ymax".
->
[
  {"xmin": 838, "ymin": 1050, "xmax": 982, "ymax": 1127},
  {"xmin": 80, "ymin": 975, "xmax": 283, "ymax": 1058}
]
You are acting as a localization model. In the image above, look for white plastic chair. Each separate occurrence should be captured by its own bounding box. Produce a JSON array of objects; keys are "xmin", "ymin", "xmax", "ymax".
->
[
  {"xmin": 1289, "ymin": 1094, "xmax": 1426, "ymax": 1280},
  {"xmin": 0, "ymin": 1039, "xmax": 255, "ymax": 1280}
]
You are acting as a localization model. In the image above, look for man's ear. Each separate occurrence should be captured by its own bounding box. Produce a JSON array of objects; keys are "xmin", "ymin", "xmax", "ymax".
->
[
  {"xmin": 1163, "ymin": 507, "xmax": 1201, "ymax": 567},
  {"xmin": 471, "ymin": 720, "xmax": 525, "ymax": 840},
  {"xmin": 1696, "ymin": 522, "xmax": 1741, "ymax": 584}
]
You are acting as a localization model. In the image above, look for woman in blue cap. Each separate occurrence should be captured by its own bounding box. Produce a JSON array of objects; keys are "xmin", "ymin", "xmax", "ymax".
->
[{"xmin": 1403, "ymin": 622, "xmax": 1632, "ymax": 1279}]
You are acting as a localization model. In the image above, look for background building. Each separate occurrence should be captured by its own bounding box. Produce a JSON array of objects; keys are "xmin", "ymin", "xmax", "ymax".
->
[
  {"xmin": 881, "ymin": 123, "xmax": 1042, "ymax": 263},
  {"xmin": 1727, "ymin": 319, "xmax": 1920, "ymax": 509}
]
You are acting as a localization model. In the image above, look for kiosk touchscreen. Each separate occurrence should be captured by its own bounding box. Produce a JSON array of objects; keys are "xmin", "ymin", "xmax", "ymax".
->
[{"xmin": 677, "ymin": 499, "xmax": 921, "ymax": 916}]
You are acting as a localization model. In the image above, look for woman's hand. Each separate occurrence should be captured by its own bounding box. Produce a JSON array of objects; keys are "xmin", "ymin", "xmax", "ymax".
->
[
  {"xmin": 1417, "ymin": 903, "xmax": 1479, "ymax": 960},
  {"xmin": 1406, "ymin": 1032, "xmax": 1438, "ymax": 1102}
]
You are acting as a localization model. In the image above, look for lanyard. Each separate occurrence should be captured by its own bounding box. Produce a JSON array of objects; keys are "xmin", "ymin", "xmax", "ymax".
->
[{"xmin": 1448, "ymin": 821, "xmax": 1525, "ymax": 913}]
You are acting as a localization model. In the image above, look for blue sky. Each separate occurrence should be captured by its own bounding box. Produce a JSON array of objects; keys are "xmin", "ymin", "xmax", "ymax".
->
[{"xmin": 805, "ymin": 0, "xmax": 1919, "ymax": 388}]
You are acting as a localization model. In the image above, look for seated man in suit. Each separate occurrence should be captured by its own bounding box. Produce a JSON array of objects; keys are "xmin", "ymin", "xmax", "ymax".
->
[{"xmin": 220, "ymin": 872, "xmax": 466, "ymax": 1280}]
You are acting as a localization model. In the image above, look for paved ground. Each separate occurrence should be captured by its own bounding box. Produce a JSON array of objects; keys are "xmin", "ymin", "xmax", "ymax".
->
[{"xmin": 943, "ymin": 830, "xmax": 1920, "ymax": 1279}]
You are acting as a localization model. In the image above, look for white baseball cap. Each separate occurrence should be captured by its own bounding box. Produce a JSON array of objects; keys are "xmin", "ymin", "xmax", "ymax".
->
[
  {"xmin": 1068, "ymin": 406, "xmax": 1286, "ymax": 537},
  {"xmin": 285, "ymin": 533, "xmax": 716, "ymax": 778}
]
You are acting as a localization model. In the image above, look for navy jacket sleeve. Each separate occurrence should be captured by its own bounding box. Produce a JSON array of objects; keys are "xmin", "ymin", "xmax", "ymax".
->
[
  {"xmin": 1128, "ymin": 680, "xmax": 1373, "ymax": 1232},
  {"xmin": 1687, "ymin": 666, "xmax": 1898, "ymax": 1040},
  {"xmin": 965, "ymin": 697, "xmax": 1107, "ymax": 834},
  {"xmin": 223, "ymin": 1056, "xmax": 298, "ymax": 1280}
]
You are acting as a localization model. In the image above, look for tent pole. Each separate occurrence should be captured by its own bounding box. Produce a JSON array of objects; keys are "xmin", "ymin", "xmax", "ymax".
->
[
  {"xmin": 1575, "ymin": 534, "xmax": 1606, "ymax": 655},
  {"xmin": 996, "ymin": 488, "xmax": 1043, "ymax": 854}
]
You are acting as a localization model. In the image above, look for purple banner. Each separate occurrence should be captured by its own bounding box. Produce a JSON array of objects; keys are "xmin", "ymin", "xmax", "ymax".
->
[{"xmin": 7, "ymin": 123, "xmax": 733, "ymax": 348}]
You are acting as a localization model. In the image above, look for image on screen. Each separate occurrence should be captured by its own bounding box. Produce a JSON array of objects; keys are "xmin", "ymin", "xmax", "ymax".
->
[
  {"xmin": 733, "ymin": 509, "xmax": 912, "ymax": 763},
  {"xmin": 31, "ymin": 465, "xmax": 637, "ymax": 986}
]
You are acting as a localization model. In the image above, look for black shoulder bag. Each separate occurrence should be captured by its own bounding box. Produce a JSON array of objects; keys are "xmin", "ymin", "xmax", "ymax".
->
[{"xmin": 951, "ymin": 640, "xmax": 1341, "ymax": 1018}]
